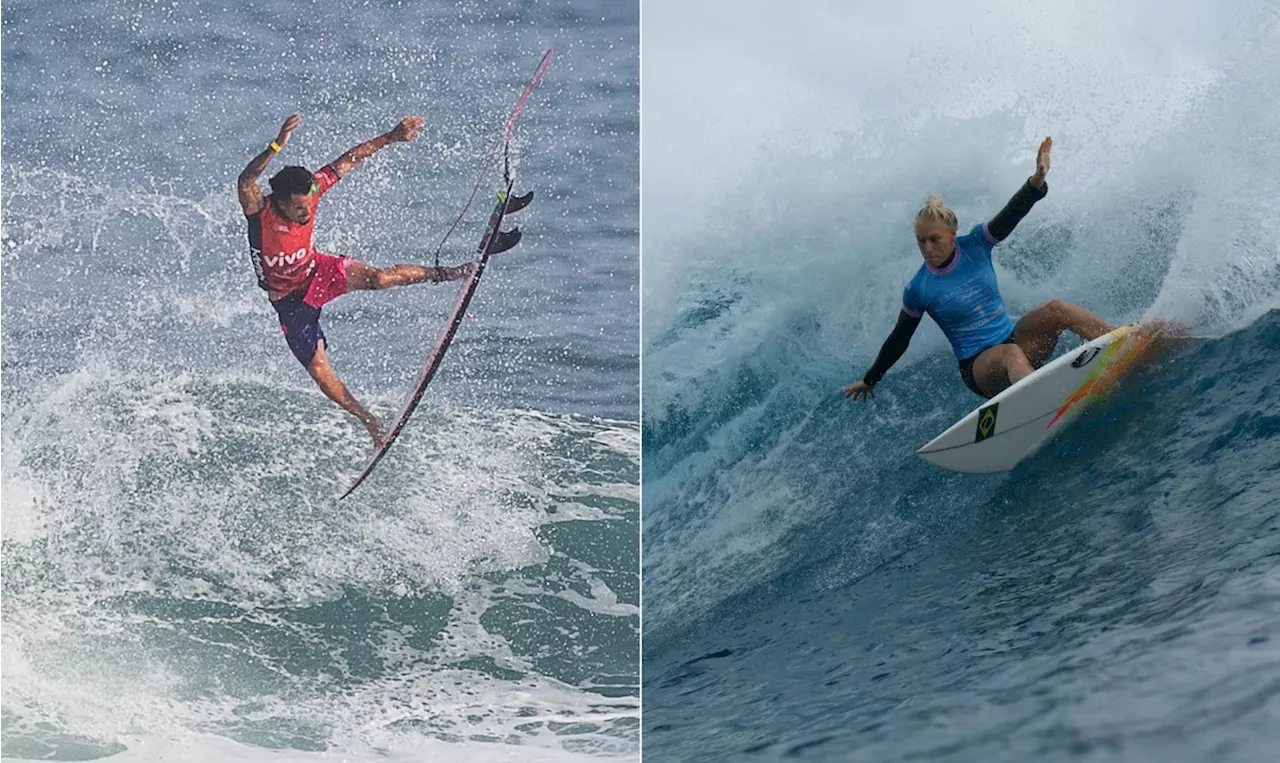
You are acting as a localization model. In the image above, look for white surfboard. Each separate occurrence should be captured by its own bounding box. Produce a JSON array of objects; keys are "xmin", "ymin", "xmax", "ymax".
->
[{"xmin": 917, "ymin": 323, "xmax": 1165, "ymax": 474}]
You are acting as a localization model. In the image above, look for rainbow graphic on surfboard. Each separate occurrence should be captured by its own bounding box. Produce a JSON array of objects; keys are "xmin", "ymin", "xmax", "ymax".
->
[
  {"xmin": 1047, "ymin": 322, "xmax": 1171, "ymax": 429},
  {"xmin": 919, "ymin": 320, "xmax": 1181, "ymax": 474}
]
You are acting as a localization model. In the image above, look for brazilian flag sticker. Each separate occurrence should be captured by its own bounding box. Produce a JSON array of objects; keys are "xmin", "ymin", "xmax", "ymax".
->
[{"xmin": 975, "ymin": 403, "xmax": 999, "ymax": 443}]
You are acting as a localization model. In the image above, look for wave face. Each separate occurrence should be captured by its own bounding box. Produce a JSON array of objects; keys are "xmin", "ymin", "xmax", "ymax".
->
[
  {"xmin": 642, "ymin": 0, "xmax": 1280, "ymax": 759},
  {"xmin": 2, "ymin": 0, "xmax": 638, "ymax": 760}
]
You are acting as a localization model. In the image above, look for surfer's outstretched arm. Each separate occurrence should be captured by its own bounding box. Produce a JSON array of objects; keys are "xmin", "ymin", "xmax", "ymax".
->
[
  {"xmin": 238, "ymin": 114, "xmax": 299, "ymax": 215},
  {"xmin": 987, "ymin": 137, "xmax": 1052, "ymax": 241},
  {"xmin": 330, "ymin": 116, "xmax": 424, "ymax": 178},
  {"xmin": 843, "ymin": 310, "xmax": 922, "ymax": 400}
]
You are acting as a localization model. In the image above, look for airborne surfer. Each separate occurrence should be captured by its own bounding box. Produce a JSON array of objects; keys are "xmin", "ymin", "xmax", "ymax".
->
[
  {"xmin": 238, "ymin": 114, "xmax": 477, "ymax": 447},
  {"xmin": 843, "ymin": 138, "xmax": 1115, "ymax": 402}
]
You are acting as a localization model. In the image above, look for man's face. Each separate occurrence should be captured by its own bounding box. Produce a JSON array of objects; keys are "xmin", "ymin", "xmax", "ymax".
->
[{"xmin": 278, "ymin": 192, "xmax": 314, "ymax": 225}]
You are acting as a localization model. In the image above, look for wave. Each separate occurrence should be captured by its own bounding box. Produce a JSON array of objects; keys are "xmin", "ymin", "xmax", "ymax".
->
[
  {"xmin": 1, "ymin": 364, "xmax": 639, "ymax": 758},
  {"xmin": 642, "ymin": 0, "xmax": 1280, "ymax": 651}
]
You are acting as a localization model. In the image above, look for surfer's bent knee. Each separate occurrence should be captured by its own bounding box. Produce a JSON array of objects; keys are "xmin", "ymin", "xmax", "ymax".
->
[
  {"xmin": 1045, "ymin": 298, "xmax": 1072, "ymax": 316},
  {"xmin": 1024, "ymin": 299, "xmax": 1063, "ymax": 321}
]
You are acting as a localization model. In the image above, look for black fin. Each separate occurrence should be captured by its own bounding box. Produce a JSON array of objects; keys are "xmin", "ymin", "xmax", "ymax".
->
[
  {"xmin": 486, "ymin": 227, "xmax": 522, "ymax": 254},
  {"xmin": 502, "ymin": 190, "xmax": 534, "ymax": 215}
]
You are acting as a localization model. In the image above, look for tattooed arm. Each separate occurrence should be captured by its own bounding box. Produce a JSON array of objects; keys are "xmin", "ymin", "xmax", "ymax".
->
[{"xmin": 238, "ymin": 114, "xmax": 299, "ymax": 215}]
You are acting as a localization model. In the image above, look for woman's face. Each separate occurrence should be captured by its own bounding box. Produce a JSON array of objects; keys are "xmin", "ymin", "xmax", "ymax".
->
[{"xmin": 914, "ymin": 220, "xmax": 957, "ymax": 268}]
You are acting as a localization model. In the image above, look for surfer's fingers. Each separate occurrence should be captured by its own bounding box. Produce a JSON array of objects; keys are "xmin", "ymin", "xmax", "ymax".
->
[
  {"xmin": 841, "ymin": 383, "xmax": 874, "ymax": 401},
  {"xmin": 399, "ymin": 115, "xmax": 425, "ymax": 136}
]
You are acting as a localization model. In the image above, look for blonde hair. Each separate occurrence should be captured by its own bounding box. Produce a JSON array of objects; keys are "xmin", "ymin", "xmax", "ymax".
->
[{"xmin": 915, "ymin": 192, "xmax": 958, "ymax": 231}]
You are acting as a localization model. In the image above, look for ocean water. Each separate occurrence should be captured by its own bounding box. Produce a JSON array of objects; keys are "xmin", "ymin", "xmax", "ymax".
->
[
  {"xmin": 1, "ymin": 0, "xmax": 638, "ymax": 760},
  {"xmin": 642, "ymin": 1, "xmax": 1280, "ymax": 761}
]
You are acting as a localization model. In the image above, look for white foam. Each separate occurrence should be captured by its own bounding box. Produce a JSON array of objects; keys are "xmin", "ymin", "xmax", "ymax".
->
[
  {"xmin": 0, "ymin": 731, "xmax": 617, "ymax": 763},
  {"xmin": 1, "ymin": 365, "xmax": 638, "ymax": 758}
]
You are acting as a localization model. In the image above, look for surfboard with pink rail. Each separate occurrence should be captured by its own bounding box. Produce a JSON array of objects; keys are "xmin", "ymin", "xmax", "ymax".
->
[{"xmin": 342, "ymin": 51, "xmax": 552, "ymax": 499}]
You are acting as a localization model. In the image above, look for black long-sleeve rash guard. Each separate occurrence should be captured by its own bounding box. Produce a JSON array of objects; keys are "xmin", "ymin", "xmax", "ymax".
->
[
  {"xmin": 860, "ymin": 180, "xmax": 1048, "ymax": 387},
  {"xmin": 987, "ymin": 179, "xmax": 1048, "ymax": 242}
]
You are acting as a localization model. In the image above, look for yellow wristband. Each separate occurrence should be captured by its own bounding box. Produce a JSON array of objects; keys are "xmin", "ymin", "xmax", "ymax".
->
[{"xmin": 269, "ymin": 141, "xmax": 282, "ymax": 153}]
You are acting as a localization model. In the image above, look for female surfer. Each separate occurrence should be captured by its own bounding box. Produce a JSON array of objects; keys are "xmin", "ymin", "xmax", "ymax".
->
[{"xmin": 843, "ymin": 138, "xmax": 1113, "ymax": 402}]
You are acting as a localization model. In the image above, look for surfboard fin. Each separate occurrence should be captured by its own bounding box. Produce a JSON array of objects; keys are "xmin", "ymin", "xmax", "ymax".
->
[
  {"xmin": 486, "ymin": 227, "xmax": 522, "ymax": 254},
  {"xmin": 501, "ymin": 190, "xmax": 534, "ymax": 215}
]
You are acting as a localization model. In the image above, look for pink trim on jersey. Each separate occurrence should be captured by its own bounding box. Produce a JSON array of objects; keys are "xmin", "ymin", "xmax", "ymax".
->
[
  {"xmin": 981, "ymin": 221, "xmax": 999, "ymax": 246},
  {"xmin": 303, "ymin": 253, "xmax": 350, "ymax": 308},
  {"xmin": 901, "ymin": 305, "xmax": 923, "ymax": 318},
  {"xmin": 925, "ymin": 247, "xmax": 963, "ymax": 276}
]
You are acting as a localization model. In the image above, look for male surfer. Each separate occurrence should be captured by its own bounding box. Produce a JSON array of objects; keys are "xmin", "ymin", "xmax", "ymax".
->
[
  {"xmin": 843, "ymin": 138, "xmax": 1115, "ymax": 402},
  {"xmin": 238, "ymin": 114, "xmax": 472, "ymax": 446}
]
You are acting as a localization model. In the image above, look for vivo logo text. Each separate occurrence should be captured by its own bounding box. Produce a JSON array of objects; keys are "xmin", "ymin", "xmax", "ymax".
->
[{"xmin": 263, "ymin": 248, "xmax": 308, "ymax": 268}]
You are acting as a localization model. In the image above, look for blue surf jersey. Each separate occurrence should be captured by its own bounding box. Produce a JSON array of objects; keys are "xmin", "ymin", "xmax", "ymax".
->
[{"xmin": 902, "ymin": 223, "xmax": 1015, "ymax": 360}]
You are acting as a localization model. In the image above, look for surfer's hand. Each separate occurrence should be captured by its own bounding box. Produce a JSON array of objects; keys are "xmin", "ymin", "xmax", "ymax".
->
[
  {"xmin": 843, "ymin": 380, "xmax": 875, "ymax": 401},
  {"xmin": 388, "ymin": 116, "xmax": 424, "ymax": 143},
  {"xmin": 1030, "ymin": 136, "xmax": 1052, "ymax": 189},
  {"xmin": 276, "ymin": 114, "xmax": 301, "ymax": 148}
]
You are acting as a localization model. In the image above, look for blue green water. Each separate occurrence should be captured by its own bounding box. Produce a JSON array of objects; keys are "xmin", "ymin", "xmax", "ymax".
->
[
  {"xmin": 1, "ymin": 1, "xmax": 637, "ymax": 760},
  {"xmin": 642, "ymin": 0, "xmax": 1280, "ymax": 760}
]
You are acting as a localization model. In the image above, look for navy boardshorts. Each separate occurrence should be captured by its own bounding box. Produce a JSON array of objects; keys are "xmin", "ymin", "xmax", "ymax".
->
[
  {"xmin": 957, "ymin": 331, "xmax": 1020, "ymax": 399},
  {"xmin": 272, "ymin": 292, "xmax": 328, "ymax": 368}
]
